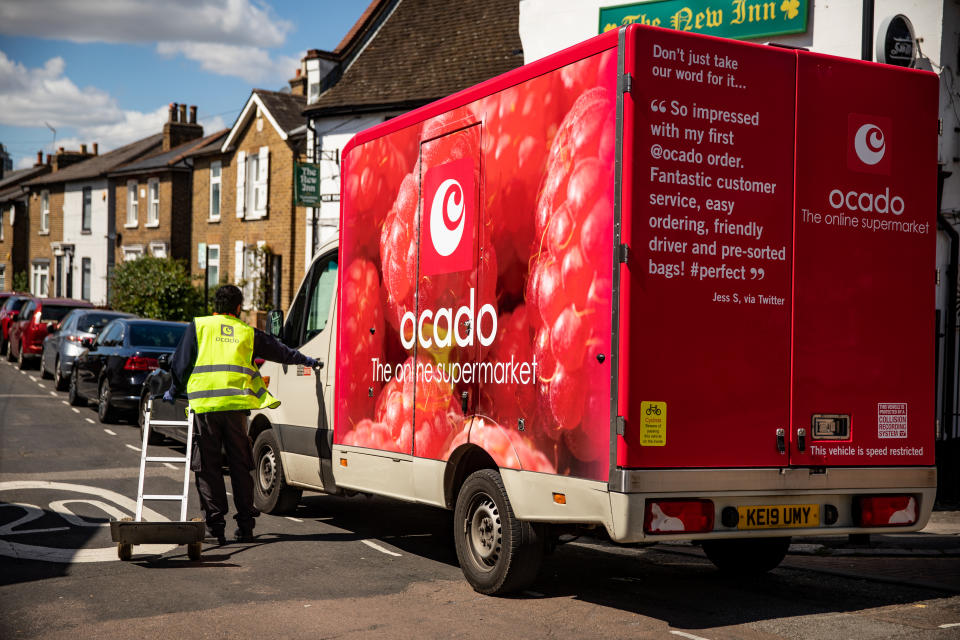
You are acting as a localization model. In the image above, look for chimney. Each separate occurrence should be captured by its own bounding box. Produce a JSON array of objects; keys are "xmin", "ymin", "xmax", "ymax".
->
[
  {"xmin": 93, "ymin": 142, "xmax": 99, "ymax": 155},
  {"xmin": 80, "ymin": 144, "xmax": 87, "ymax": 154},
  {"xmin": 35, "ymin": 151, "xmax": 43, "ymax": 167},
  {"xmin": 46, "ymin": 154, "xmax": 51, "ymax": 166},
  {"xmin": 162, "ymin": 102, "xmax": 203, "ymax": 151},
  {"xmin": 51, "ymin": 145, "xmax": 95, "ymax": 172}
]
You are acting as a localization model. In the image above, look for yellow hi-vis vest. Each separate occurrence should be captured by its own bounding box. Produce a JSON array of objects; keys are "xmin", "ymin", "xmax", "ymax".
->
[{"xmin": 186, "ymin": 315, "xmax": 280, "ymax": 414}]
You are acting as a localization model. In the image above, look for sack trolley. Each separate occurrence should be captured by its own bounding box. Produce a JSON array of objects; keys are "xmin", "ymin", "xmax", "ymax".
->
[{"xmin": 110, "ymin": 397, "xmax": 205, "ymax": 561}]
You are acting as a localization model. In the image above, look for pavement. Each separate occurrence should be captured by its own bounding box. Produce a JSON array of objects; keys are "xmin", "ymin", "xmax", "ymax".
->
[{"xmin": 661, "ymin": 508, "xmax": 960, "ymax": 593}]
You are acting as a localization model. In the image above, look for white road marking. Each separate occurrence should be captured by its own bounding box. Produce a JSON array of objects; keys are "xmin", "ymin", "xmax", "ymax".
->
[
  {"xmin": 285, "ymin": 517, "xmax": 303, "ymax": 523},
  {"xmin": 125, "ymin": 444, "xmax": 141, "ymax": 452},
  {"xmin": 0, "ymin": 481, "xmax": 174, "ymax": 562},
  {"xmin": 103, "ymin": 429, "xmax": 116, "ymax": 436},
  {"xmin": 61, "ymin": 400, "xmax": 69, "ymax": 405},
  {"xmin": 0, "ymin": 394, "xmax": 53, "ymax": 398},
  {"xmin": 28, "ymin": 375, "xmax": 36, "ymax": 382},
  {"xmin": 49, "ymin": 391, "xmax": 57, "ymax": 396},
  {"xmin": 37, "ymin": 383, "xmax": 46, "ymax": 389},
  {"xmin": 361, "ymin": 539, "xmax": 401, "ymax": 557},
  {"xmin": 70, "ymin": 408, "xmax": 79, "ymax": 414},
  {"xmin": 163, "ymin": 463, "xmax": 176, "ymax": 470},
  {"xmin": 670, "ymin": 632, "xmax": 712, "ymax": 640},
  {"xmin": 85, "ymin": 418, "xmax": 94, "ymax": 424},
  {"xmin": 940, "ymin": 623, "xmax": 960, "ymax": 629}
]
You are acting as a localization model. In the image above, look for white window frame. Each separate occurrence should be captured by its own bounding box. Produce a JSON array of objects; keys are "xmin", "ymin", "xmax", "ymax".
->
[
  {"xmin": 0, "ymin": 265, "xmax": 5, "ymax": 290},
  {"xmin": 149, "ymin": 241, "xmax": 168, "ymax": 258},
  {"xmin": 206, "ymin": 244, "xmax": 220, "ymax": 289},
  {"xmin": 209, "ymin": 161, "xmax": 222, "ymax": 221},
  {"xmin": 31, "ymin": 263, "xmax": 49, "ymax": 297},
  {"xmin": 81, "ymin": 257, "xmax": 91, "ymax": 301},
  {"xmin": 0, "ymin": 206, "xmax": 5, "ymax": 242},
  {"xmin": 122, "ymin": 245, "xmax": 144, "ymax": 262},
  {"xmin": 126, "ymin": 180, "xmax": 138, "ymax": 227},
  {"xmin": 40, "ymin": 191, "xmax": 49, "ymax": 234},
  {"xmin": 81, "ymin": 186, "xmax": 92, "ymax": 232},
  {"xmin": 146, "ymin": 178, "xmax": 159, "ymax": 227}
]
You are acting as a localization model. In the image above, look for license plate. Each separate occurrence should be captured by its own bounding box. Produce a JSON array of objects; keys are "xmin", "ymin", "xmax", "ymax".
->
[{"xmin": 737, "ymin": 504, "xmax": 820, "ymax": 530}]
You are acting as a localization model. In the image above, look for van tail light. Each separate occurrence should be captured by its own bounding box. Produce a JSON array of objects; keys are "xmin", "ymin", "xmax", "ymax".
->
[
  {"xmin": 854, "ymin": 495, "xmax": 917, "ymax": 527},
  {"xmin": 124, "ymin": 356, "xmax": 159, "ymax": 371},
  {"xmin": 644, "ymin": 499, "xmax": 715, "ymax": 534}
]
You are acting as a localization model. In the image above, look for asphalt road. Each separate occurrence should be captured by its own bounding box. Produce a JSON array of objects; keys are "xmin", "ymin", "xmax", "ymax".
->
[{"xmin": 1, "ymin": 355, "xmax": 960, "ymax": 639}]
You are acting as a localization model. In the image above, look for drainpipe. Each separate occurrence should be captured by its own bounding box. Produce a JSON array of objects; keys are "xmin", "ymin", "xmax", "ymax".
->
[{"xmin": 861, "ymin": 0, "xmax": 874, "ymax": 61}]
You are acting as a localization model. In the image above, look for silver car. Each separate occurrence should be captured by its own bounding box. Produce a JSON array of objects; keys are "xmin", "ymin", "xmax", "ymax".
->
[{"xmin": 41, "ymin": 309, "xmax": 135, "ymax": 390}]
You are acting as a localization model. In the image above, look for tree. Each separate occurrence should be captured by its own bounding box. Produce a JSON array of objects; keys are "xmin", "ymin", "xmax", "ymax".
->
[{"xmin": 110, "ymin": 257, "xmax": 201, "ymax": 321}]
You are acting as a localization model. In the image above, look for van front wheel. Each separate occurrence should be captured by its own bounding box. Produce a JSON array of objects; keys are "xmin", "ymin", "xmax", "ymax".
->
[
  {"xmin": 454, "ymin": 469, "xmax": 543, "ymax": 595},
  {"xmin": 702, "ymin": 537, "xmax": 791, "ymax": 575},
  {"xmin": 252, "ymin": 429, "xmax": 301, "ymax": 514}
]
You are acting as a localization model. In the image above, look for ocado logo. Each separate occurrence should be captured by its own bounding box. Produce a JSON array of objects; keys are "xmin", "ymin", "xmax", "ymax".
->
[
  {"xmin": 854, "ymin": 123, "xmax": 885, "ymax": 166},
  {"xmin": 429, "ymin": 178, "xmax": 465, "ymax": 257}
]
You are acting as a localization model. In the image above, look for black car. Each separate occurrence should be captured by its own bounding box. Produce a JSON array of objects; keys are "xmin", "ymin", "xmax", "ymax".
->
[{"xmin": 69, "ymin": 318, "xmax": 187, "ymax": 423}]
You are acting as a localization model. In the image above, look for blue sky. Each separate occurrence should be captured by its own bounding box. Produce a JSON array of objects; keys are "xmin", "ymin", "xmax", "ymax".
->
[{"xmin": 0, "ymin": 0, "xmax": 370, "ymax": 169}]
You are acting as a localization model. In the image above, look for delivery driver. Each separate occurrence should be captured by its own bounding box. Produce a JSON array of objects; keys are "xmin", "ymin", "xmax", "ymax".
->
[{"xmin": 163, "ymin": 285, "xmax": 318, "ymax": 544}]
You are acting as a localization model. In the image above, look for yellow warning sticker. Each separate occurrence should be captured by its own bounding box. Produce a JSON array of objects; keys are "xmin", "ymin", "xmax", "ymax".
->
[{"xmin": 640, "ymin": 401, "xmax": 666, "ymax": 446}]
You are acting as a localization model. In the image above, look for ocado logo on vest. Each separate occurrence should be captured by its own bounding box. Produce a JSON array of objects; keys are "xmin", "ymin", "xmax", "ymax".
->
[{"xmin": 216, "ymin": 323, "xmax": 240, "ymax": 343}]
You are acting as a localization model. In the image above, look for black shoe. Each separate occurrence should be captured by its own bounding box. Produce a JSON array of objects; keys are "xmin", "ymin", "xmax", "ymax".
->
[
  {"xmin": 234, "ymin": 528, "xmax": 255, "ymax": 543},
  {"xmin": 206, "ymin": 528, "xmax": 226, "ymax": 545}
]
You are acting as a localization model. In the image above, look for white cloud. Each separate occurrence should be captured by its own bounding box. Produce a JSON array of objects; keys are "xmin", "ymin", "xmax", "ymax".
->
[
  {"xmin": 0, "ymin": 0, "xmax": 291, "ymax": 47},
  {"xmin": 156, "ymin": 42, "xmax": 301, "ymax": 84},
  {"xmin": 0, "ymin": 51, "xmax": 122, "ymax": 128}
]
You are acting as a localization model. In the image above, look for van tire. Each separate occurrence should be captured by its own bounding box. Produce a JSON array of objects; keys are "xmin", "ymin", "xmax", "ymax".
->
[
  {"xmin": 702, "ymin": 537, "xmax": 791, "ymax": 575},
  {"xmin": 454, "ymin": 469, "xmax": 543, "ymax": 595},
  {"xmin": 252, "ymin": 429, "xmax": 301, "ymax": 514}
]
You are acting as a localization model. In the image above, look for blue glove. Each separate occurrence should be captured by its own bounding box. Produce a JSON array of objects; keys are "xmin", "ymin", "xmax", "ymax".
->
[
  {"xmin": 304, "ymin": 357, "xmax": 320, "ymax": 370},
  {"xmin": 162, "ymin": 390, "xmax": 176, "ymax": 405}
]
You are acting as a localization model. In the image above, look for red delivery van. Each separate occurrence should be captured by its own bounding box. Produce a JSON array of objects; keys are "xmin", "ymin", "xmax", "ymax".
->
[{"xmin": 256, "ymin": 23, "xmax": 938, "ymax": 595}]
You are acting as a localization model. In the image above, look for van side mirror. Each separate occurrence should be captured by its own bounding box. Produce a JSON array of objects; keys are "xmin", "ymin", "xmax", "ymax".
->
[{"xmin": 267, "ymin": 309, "xmax": 284, "ymax": 339}]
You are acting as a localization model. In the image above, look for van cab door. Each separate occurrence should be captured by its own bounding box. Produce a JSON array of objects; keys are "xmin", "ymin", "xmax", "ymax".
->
[{"xmin": 268, "ymin": 250, "xmax": 338, "ymax": 489}]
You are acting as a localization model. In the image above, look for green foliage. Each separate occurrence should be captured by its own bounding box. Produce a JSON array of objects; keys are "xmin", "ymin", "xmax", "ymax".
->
[
  {"xmin": 110, "ymin": 257, "xmax": 201, "ymax": 321},
  {"xmin": 11, "ymin": 271, "xmax": 28, "ymax": 292}
]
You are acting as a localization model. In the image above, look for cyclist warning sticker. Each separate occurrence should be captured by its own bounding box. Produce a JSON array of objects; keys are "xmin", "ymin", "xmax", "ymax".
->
[
  {"xmin": 878, "ymin": 403, "xmax": 908, "ymax": 439},
  {"xmin": 640, "ymin": 401, "xmax": 667, "ymax": 446}
]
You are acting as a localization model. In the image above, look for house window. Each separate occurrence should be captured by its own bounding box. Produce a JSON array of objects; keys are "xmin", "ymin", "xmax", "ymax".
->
[
  {"xmin": 149, "ymin": 242, "xmax": 168, "ymax": 258},
  {"xmin": 82, "ymin": 186, "xmax": 92, "ymax": 232},
  {"xmin": 210, "ymin": 161, "xmax": 221, "ymax": 220},
  {"xmin": 0, "ymin": 207, "xmax": 4, "ymax": 242},
  {"xmin": 246, "ymin": 153, "xmax": 259, "ymax": 214},
  {"xmin": 122, "ymin": 246, "xmax": 144, "ymax": 262},
  {"xmin": 81, "ymin": 258, "xmax": 91, "ymax": 301},
  {"xmin": 147, "ymin": 179, "xmax": 159, "ymax": 226},
  {"xmin": 206, "ymin": 244, "xmax": 220, "ymax": 289},
  {"xmin": 236, "ymin": 147, "xmax": 268, "ymax": 219},
  {"xmin": 31, "ymin": 262, "xmax": 49, "ymax": 297},
  {"xmin": 40, "ymin": 191, "xmax": 49, "ymax": 233},
  {"xmin": 0, "ymin": 265, "xmax": 5, "ymax": 290},
  {"xmin": 126, "ymin": 181, "xmax": 138, "ymax": 226}
]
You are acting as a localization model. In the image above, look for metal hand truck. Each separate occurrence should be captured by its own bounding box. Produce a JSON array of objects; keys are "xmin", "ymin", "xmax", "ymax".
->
[{"xmin": 110, "ymin": 397, "xmax": 206, "ymax": 561}]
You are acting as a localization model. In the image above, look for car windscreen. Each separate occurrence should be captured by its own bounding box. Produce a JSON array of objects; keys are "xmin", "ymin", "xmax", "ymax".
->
[
  {"xmin": 129, "ymin": 324, "xmax": 186, "ymax": 348},
  {"xmin": 76, "ymin": 312, "xmax": 129, "ymax": 333},
  {"xmin": 40, "ymin": 305, "xmax": 83, "ymax": 322},
  {"xmin": 1, "ymin": 297, "xmax": 28, "ymax": 312}
]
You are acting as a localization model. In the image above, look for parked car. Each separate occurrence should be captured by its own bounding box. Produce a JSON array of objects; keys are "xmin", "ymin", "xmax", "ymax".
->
[
  {"xmin": 69, "ymin": 317, "xmax": 187, "ymax": 423},
  {"xmin": 41, "ymin": 309, "xmax": 135, "ymax": 390},
  {"xmin": 0, "ymin": 294, "xmax": 32, "ymax": 356},
  {"xmin": 9, "ymin": 298, "xmax": 94, "ymax": 369}
]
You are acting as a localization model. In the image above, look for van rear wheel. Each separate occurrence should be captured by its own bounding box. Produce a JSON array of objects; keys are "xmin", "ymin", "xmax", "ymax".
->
[
  {"xmin": 454, "ymin": 469, "xmax": 543, "ymax": 595},
  {"xmin": 702, "ymin": 537, "xmax": 791, "ymax": 575},
  {"xmin": 252, "ymin": 429, "xmax": 301, "ymax": 514}
]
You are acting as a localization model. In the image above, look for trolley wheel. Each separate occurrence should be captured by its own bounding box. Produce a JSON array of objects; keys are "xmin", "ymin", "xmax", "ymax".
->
[
  {"xmin": 117, "ymin": 542, "xmax": 133, "ymax": 561},
  {"xmin": 187, "ymin": 542, "xmax": 202, "ymax": 562}
]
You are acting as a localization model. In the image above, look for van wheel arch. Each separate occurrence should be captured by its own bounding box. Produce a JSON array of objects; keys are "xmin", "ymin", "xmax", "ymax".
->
[{"xmin": 444, "ymin": 444, "xmax": 498, "ymax": 510}]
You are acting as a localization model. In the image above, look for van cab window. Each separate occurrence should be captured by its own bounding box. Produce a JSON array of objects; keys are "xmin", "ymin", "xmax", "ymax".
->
[{"xmin": 305, "ymin": 260, "xmax": 337, "ymax": 341}]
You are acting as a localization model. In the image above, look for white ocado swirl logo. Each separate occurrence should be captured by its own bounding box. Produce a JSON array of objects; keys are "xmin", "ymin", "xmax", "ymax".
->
[
  {"xmin": 430, "ymin": 178, "xmax": 465, "ymax": 257},
  {"xmin": 854, "ymin": 123, "xmax": 885, "ymax": 166}
]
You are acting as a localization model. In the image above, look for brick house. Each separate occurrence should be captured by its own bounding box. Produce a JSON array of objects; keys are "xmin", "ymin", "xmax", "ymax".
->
[
  {"xmin": 23, "ymin": 139, "xmax": 162, "ymax": 302},
  {"xmin": 189, "ymin": 89, "xmax": 307, "ymax": 321},
  {"xmin": 299, "ymin": 0, "xmax": 523, "ymax": 260},
  {"xmin": 0, "ymin": 155, "xmax": 50, "ymax": 291},
  {"xmin": 108, "ymin": 104, "xmax": 210, "ymax": 271}
]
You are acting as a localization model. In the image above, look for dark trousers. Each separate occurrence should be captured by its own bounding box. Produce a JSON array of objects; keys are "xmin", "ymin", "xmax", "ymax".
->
[{"xmin": 192, "ymin": 410, "xmax": 259, "ymax": 534}]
